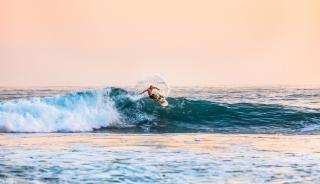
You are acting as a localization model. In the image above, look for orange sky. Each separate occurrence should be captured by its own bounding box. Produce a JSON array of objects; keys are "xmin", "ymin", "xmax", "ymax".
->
[{"xmin": 0, "ymin": 0, "xmax": 319, "ymax": 86}]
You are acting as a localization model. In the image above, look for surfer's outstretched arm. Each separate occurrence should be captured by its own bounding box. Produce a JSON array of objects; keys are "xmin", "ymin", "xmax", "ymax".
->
[
  {"xmin": 139, "ymin": 90, "xmax": 147, "ymax": 95},
  {"xmin": 153, "ymin": 87, "xmax": 160, "ymax": 90}
]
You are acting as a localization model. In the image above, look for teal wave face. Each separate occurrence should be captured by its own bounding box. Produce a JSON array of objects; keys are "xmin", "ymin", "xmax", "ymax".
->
[
  {"xmin": 109, "ymin": 89, "xmax": 320, "ymax": 133},
  {"xmin": 0, "ymin": 87, "xmax": 320, "ymax": 133}
]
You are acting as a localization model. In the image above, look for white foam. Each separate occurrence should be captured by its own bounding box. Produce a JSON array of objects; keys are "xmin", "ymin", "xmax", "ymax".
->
[{"xmin": 0, "ymin": 89, "xmax": 122, "ymax": 133}]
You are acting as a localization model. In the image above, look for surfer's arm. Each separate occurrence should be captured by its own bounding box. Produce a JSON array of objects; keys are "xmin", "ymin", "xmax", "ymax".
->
[
  {"xmin": 153, "ymin": 87, "xmax": 160, "ymax": 90},
  {"xmin": 139, "ymin": 90, "xmax": 147, "ymax": 95}
]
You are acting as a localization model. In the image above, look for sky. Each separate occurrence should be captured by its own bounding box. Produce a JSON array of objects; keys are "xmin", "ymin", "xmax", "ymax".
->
[{"xmin": 0, "ymin": 0, "xmax": 319, "ymax": 86}]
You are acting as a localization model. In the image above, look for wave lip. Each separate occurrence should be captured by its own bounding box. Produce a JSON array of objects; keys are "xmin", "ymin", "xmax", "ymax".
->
[{"xmin": 0, "ymin": 87, "xmax": 320, "ymax": 133}]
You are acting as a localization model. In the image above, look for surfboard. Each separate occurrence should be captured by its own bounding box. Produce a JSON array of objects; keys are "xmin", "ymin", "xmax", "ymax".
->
[{"xmin": 158, "ymin": 97, "xmax": 169, "ymax": 107}]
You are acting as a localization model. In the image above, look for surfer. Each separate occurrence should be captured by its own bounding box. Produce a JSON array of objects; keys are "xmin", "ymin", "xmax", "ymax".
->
[
  {"xmin": 140, "ymin": 85, "xmax": 161, "ymax": 100},
  {"xmin": 140, "ymin": 85, "xmax": 169, "ymax": 107}
]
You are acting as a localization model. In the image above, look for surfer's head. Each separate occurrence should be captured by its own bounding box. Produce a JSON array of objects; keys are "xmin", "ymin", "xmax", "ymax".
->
[{"xmin": 149, "ymin": 85, "xmax": 153, "ymax": 89}]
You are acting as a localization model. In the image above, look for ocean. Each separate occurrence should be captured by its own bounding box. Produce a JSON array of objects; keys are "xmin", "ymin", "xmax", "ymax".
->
[{"xmin": 0, "ymin": 87, "xmax": 320, "ymax": 183}]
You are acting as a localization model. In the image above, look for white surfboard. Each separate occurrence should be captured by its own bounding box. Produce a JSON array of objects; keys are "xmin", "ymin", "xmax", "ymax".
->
[{"xmin": 159, "ymin": 97, "xmax": 169, "ymax": 107}]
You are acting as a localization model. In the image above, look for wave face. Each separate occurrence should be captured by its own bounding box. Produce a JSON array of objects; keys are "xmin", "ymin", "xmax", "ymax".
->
[{"xmin": 0, "ymin": 87, "xmax": 320, "ymax": 133}]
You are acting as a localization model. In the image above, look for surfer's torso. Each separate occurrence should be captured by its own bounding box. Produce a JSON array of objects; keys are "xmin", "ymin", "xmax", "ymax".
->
[
  {"xmin": 146, "ymin": 88, "xmax": 153, "ymax": 96},
  {"xmin": 148, "ymin": 89, "xmax": 161, "ymax": 100}
]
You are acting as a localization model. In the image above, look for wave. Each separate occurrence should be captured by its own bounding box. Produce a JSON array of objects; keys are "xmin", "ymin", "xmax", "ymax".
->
[{"xmin": 0, "ymin": 88, "xmax": 319, "ymax": 133}]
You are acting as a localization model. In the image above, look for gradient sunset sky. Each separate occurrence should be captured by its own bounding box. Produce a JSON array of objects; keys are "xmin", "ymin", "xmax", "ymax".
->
[{"xmin": 0, "ymin": 0, "xmax": 319, "ymax": 86}]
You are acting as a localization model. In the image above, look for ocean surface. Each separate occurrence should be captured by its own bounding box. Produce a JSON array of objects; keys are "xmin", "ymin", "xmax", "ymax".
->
[{"xmin": 0, "ymin": 86, "xmax": 320, "ymax": 183}]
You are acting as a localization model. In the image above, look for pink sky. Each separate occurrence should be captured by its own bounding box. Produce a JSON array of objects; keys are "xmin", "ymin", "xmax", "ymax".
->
[{"xmin": 0, "ymin": 0, "xmax": 319, "ymax": 86}]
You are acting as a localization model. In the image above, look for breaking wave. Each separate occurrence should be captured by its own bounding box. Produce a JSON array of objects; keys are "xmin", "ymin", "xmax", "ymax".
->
[{"xmin": 0, "ymin": 88, "xmax": 319, "ymax": 133}]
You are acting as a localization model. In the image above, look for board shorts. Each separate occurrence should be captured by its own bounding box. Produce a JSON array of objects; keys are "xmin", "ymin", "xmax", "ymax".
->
[{"xmin": 149, "ymin": 94, "xmax": 160, "ymax": 100}]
